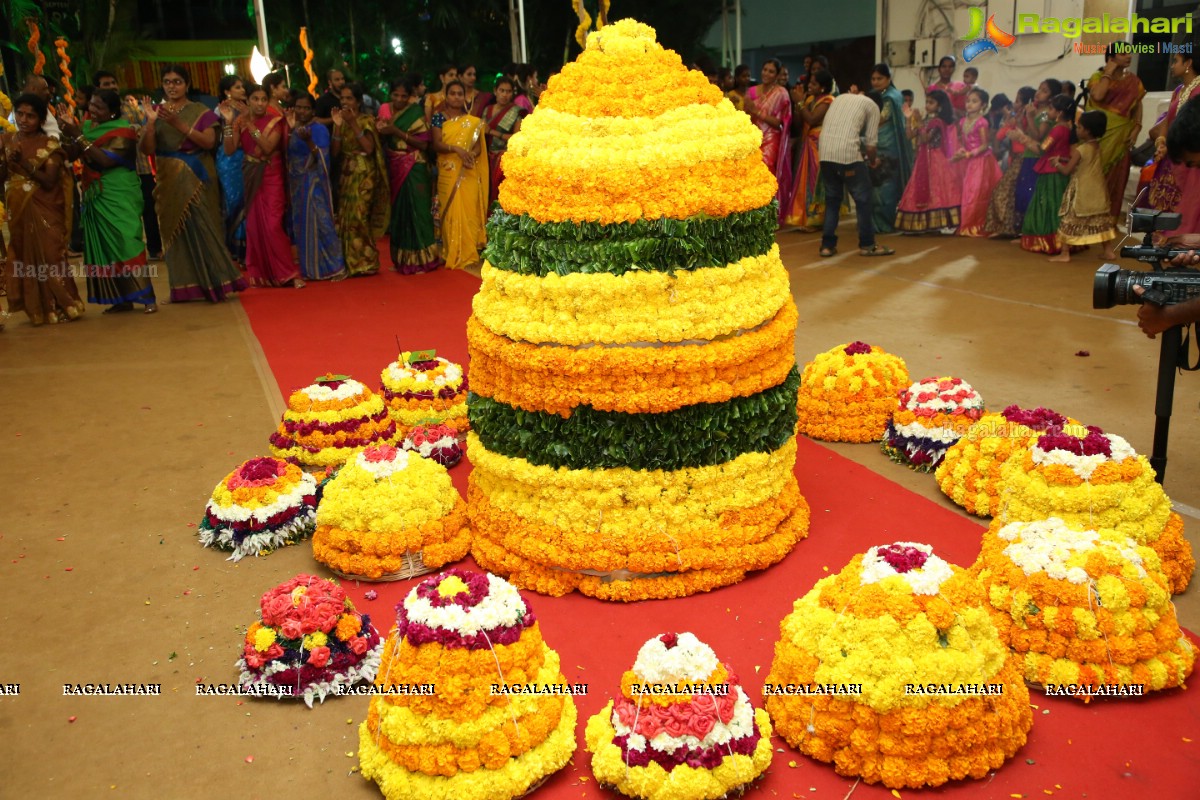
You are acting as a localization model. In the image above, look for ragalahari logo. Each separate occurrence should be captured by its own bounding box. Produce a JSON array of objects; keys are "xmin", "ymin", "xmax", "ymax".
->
[{"xmin": 961, "ymin": 7, "xmax": 1016, "ymax": 62}]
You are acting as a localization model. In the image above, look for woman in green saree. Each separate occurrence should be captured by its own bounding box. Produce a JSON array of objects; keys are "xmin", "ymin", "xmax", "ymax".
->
[
  {"xmin": 333, "ymin": 82, "xmax": 389, "ymax": 277},
  {"xmin": 869, "ymin": 63, "xmax": 915, "ymax": 234},
  {"xmin": 377, "ymin": 76, "xmax": 441, "ymax": 273},
  {"xmin": 61, "ymin": 89, "xmax": 157, "ymax": 313},
  {"xmin": 139, "ymin": 64, "xmax": 246, "ymax": 302}
]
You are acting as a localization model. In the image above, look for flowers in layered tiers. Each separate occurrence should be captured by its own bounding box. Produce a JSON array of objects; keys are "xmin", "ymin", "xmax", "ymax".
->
[
  {"xmin": 199, "ymin": 457, "xmax": 319, "ymax": 561},
  {"xmin": 1030, "ymin": 427, "xmax": 1136, "ymax": 480},
  {"xmin": 973, "ymin": 518, "xmax": 1197, "ymax": 693},
  {"xmin": 401, "ymin": 569, "xmax": 531, "ymax": 639},
  {"xmin": 466, "ymin": 301, "xmax": 798, "ymax": 416},
  {"xmin": 630, "ymin": 632, "xmax": 720, "ymax": 685},
  {"xmin": 381, "ymin": 354, "xmax": 466, "ymax": 396},
  {"xmin": 403, "ymin": 423, "xmax": 464, "ymax": 468},
  {"xmin": 538, "ymin": 20, "xmax": 725, "ymax": 119},
  {"xmin": 765, "ymin": 546, "xmax": 1031, "ymax": 788},
  {"xmin": 882, "ymin": 377, "xmax": 985, "ymax": 471},
  {"xmin": 473, "ymin": 246, "xmax": 789, "ymax": 346},
  {"xmin": 795, "ymin": 342, "xmax": 909, "ymax": 443},
  {"xmin": 237, "ymin": 574, "xmax": 382, "ymax": 707},
  {"xmin": 316, "ymin": 445, "xmax": 457, "ymax": 534},
  {"xmin": 270, "ymin": 378, "xmax": 398, "ymax": 468}
]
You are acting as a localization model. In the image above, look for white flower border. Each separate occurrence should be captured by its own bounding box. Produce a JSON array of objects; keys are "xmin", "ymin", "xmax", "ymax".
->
[
  {"xmin": 402, "ymin": 435, "xmax": 460, "ymax": 459},
  {"xmin": 235, "ymin": 637, "xmax": 385, "ymax": 709},
  {"xmin": 383, "ymin": 358, "xmax": 464, "ymax": 389},
  {"xmin": 355, "ymin": 447, "xmax": 412, "ymax": 480},
  {"xmin": 300, "ymin": 379, "xmax": 368, "ymax": 402},
  {"xmin": 1030, "ymin": 433, "xmax": 1138, "ymax": 480},
  {"xmin": 200, "ymin": 507, "xmax": 317, "ymax": 562},
  {"xmin": 901, "ymin": 378, "xmax": 984, "ymax": 414},
  {"xmin": 997, "ymin": 518, "xmax": 1146, "ymax": 584},
  {"xmin": 403, "ymin": 573, "xmax": 525, "ymax": 635},
  {"xmin": 206, "ymin": 472, "xmax": 318, "ymax": 525},
  {"xmin": 892, "ymin": 421, "xmax": 968, "ymax": 445},
  {"xmin": 859, "ymin": 542, "xmax": 954, "ymax": 595}
]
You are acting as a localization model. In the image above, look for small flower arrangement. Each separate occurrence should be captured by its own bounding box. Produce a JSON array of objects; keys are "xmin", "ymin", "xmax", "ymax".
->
[
  {"xmin": 997, "ymin": 427, "xmax": 1194, "ymax": 593},
  {"xmin": 199, "ymin": 457, "xmax": 319, "ymax": 560},
  {"xmin": 402, "ymin": 422, "xmax": 464, "ymax": 468},
  {"xmin": 269, "ymin": 374, "xmax": 398, "ymax": 469},
  {"xmin": 796, "ymin": 342, "xmax": 910, "ymax": 443},
  {"xmin": 935, "ymin": 404, "xmax": 1073, "ymax": 517},
  {"xmin": 380, "ymin": 351, "xmax": 470, "ymax": 442},
  {"xmin": 586, "ymin": 632, "xmax": 773, "ymax": 799},
  {"xmin": 357, "ymin": 569, "xmax": 577, "ymax": 799},
  {"xmin": 311, "ymin": 444, "xmax": 469, "ymax": 580},
  {"xmin": 973, "ymin": 518, "xmax": 1197, "ymax": 695},
  {"xmin": 236, "ymin": 574, "xmax": 382, "ymax": 707},
  {"xmin": 765, "ymin": 542, "xmax": 1031, "ymax": 789},
  {"xmin": 881, "ymin": 377, "xmax": 985, "ymax": 472}
]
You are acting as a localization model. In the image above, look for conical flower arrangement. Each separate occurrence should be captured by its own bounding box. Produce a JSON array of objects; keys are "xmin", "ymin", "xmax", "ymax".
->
[
  {"xmin": 973, "ymin": 518, "xmax": 1196, "ymax": 696},
  {"xmin": 795, "ymin": 342, "xmax": 909, "ymax": 442},
  {"xmin": 357, "ymin": 569, "xmax": 577, "ymax": 799},
  {"xmin": 765, "ymin": 543, "xmax": 1032, "ymax": 789},
  {"xmin": 585, "ymin": 632, "xmax": 774, "ymax": 799},
  {"xmin": 996, "ymin": 425, "xmax": 1194, "ymax": 593},
  {"xmin": 466, "ymin": 19, "xmax": 809, "ymax": 601}
]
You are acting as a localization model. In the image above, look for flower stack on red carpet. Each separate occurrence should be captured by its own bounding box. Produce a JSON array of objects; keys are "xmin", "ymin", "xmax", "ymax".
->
[
  {"xmin": 765, "ymin": 542, "xmax": 1032, "ymax": 789},
  {"xmin": 881, "ymin": 377, "xmax": 985, "ymax": 472},
  {"xmin": 236, "ymin": 574, "xmax": 382, "ymax": 707},
  {"xmin": 198, "ymin": 456, "xmax": 319, "ymax": 561},
  {"xmin": 796, "ymin": 342, "xmax": 909, "ymax": 442},
  {"xmin": 357, "ymin": 569, "xmax": 577, "ymax": 799},
  {"xmin": 585, "ymin": 631, "xmax": 773, "ymax": 799},
  {"xmin": 997, "ymin": 426, "xmax": 1194, "ymax": 593},
  {"xmin": 311, "ymin": 444, "xmax": 469, "ymax": 580},
  {"xmin": 973, "ymin": 518, "xmax": 1196, "ymax": 695},
  {"xmin": 935, "ymin": 405, "xmax": 1073, "ymax": 517},
  {"xmin": 465, "ymin": 19, "xmax": 809, "ymax": 601},
  {"xmin": 381, "ymin": 351, "xmax": 470, "ymax": 441},
  {"xmin": 401, "ymin": 423, "xmax": 464, "ymax": 468},
  {"xmin": 269, "ymin": 375, "xmax": 398, "ymax": 470}
]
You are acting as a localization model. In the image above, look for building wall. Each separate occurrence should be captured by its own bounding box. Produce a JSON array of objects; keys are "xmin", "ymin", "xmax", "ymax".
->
[{"xmin": 704, "ymin": 0, "xmax": 876, "ymax": 54}]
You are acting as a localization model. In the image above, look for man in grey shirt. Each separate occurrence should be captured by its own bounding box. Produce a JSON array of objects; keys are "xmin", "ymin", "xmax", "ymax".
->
[{"xmin": 817, "ymin": 90, "xmax": 892, "ymax": 257}]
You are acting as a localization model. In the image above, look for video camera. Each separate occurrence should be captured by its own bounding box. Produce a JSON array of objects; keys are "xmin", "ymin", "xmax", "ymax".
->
[{"xmin": 1093, "ymin": 209, "xmax": 1200, "ymax": 308}]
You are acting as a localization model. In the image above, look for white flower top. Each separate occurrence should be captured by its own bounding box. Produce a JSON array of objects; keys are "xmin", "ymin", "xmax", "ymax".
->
[
  {"xmin": 859, "ymin": 542, "xmax": 954, "ymax": 595},
  {"xmin": 355, "ymin": 447, "xmax": 411, "ymax": 479},
  {"xmin": 998, "ymin": 518, "xmax": 1145, "ymax": 583},
  {"xmin": 631, "ymin": 632, "xmax": 719, "ymax": 684},
  {"xmin": 300, "ymin": 379, "xmax": 367, "ymax": 402},
  {"xmin": 403, "ymin": 574, "xmax": 525, "ymax": 635},
  {"xmin": 384, "ymin": 358, "xmax": 464, "ymax": 387},
  {"xmin": 1030, "ymin": 433, "xmax": 1138, "ymax": 480},
  {"xmin": 404, "ymin": 434, "xmax": 458, "ymax": 458},
  {"xmin": 899, "ymin": 377, "xmax": 984, "ymax": 414}
]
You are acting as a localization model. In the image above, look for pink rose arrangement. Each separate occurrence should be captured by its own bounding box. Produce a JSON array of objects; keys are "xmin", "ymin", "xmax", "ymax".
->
[{"xmin": 401, "ymin": 423, "xmax": 464, "ymax": 468}]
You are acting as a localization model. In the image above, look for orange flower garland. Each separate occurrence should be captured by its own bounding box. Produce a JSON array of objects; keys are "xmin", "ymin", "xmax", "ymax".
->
[
  {"xmin": 380, "ymin": 353, "xmax": 470, "ymax": 441},
  {"xmin": 766, "ymin": 544, "xmax": 1032, "ymax": 789},
  {"xmin": 973, "ymin": 518, "xmax": 1197, "ymax": 695},
  {"xmin": 357, "ymin": 571, "xmax": 577, "ymax": 799},
  {"xmin": 796, "ymin": 342, "xmax": 909, "ymax": 443}
]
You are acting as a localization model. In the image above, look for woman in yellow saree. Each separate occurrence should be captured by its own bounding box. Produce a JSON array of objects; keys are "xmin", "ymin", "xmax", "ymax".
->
[
  {"xmin": 1085, "ymin": 44, "xmax": 1145, "ymax": 219},
  {"xmin": 332, "ymin": 83, "xmax": 389, "ymax": 277},
  {"xmin": 431, "ymin": 80, "xmax": 488, "ymax": 271}
]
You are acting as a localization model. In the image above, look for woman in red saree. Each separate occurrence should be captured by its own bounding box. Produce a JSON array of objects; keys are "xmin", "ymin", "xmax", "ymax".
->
[
  {"xmin": 747, "ymin": 59, "xmax": 793, "ymax": 224},
  {"xmin": 484, "ymin": 77, "xmax": 523, "ymax": 208},
  {"xmin": 1085, "ymin": 44, "xmax": 1145, "ymax": 219},
  {"xmin": 1148, "ymin": 51, "xmax": 1200, "ymax": 237},
  {"xmin": 226, "ymin": 84, "xmax": 302, "ymax": 288},
  {"xmin": 1, "ymin": 93, "xmax": 84, "ymax": 325}
]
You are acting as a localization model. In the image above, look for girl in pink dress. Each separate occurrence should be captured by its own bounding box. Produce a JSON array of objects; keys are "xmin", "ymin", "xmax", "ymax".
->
[
  {"xmin": 227, "ymin": 85, "xmax": 302, "ymax": 288},
  {"xmin": 953, "ymin": 88, "xmax": 1003, "ymax": 237},
  {"xmin": 747, "ymin": 58, "xmax": 793, "ymax": 225},
  {"xmin": 895, "ymin": 90, "xmax": 961, "ymax": 233}
]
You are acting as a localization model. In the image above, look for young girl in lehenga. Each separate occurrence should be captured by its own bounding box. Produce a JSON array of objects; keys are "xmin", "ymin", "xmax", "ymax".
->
[
  {"xmin": 986, "ymin": 86, "xmax": 1035, "ymax": 237},
  {"xmin": 952, "ymin": 88, "xmax": 1003, "ymax": 237},
  {"xmin": 1016, "ymin": 95, "xmax": 1075, "ymax": 254},
  {"xmin": 1049, "ymin": 110, "xmax": 1118, "ymax": 263},
  {"xmin": 895, "ymin": 90, "xmax": 960, "ymax": 233}
]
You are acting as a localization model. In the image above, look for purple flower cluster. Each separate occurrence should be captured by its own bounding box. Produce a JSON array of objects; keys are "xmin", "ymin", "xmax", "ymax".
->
[
  {"xmin": 876, "ymin": 543, "xmax": 929, "ymax": 573},
  {"xmin": 282, "ymin": 408, "xmax": 390, "ymax": 436},
  {"xmin": 843, "ymin": 341, "xmax": 873, "ymax": 356},
  {"xmin": 1037, "ymin": 426, "xmax": 1111, "ymax": 457},
  {"xmin": 1001, "ymin": 404, "xmax": 1067, "ymax": 432},
  {"xmin": 613, "ymin": 728, "xmax": 760, "ymax": 771}
]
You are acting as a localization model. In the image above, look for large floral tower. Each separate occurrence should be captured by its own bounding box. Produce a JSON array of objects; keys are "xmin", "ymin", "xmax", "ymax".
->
[{"xmin": 467, "ymin": 19, "xmax": 808, "ymax": 601}]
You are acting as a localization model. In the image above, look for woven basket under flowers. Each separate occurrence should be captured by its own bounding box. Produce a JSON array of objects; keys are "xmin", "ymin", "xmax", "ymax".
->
[
  {"xmin": 765, "ymin": 542, "xmax": 1032, "ymax": 789},
  {"xmin": 198, "ymin": 456, "xmax": 319, "ymax": 561},
  {"xmin": 236, "ymin": 574, "xmax": 382, "ymax": 707},
  {"xmin": 311, "ymin": 444, "xmax": 469, "ymax": 581},
  {"xmin": 796, "ymin": 342, "xmax": 909, "ymax": 443},
  {"xmin": 380, "ymin": 352, "xmax": 470, "ymax": 442},
  {"xmin": 357, "ymin": 569, "xmax": 577, "ymax": 800},
  {"xmin": 585, "ymin": 631, "xmax": 773, "ymax": 799},
  {"xmin": 881, "ymin": 377, "xmax": 985, "ymax": 472},
  {"xmin": 995, "ymin": 426, "xmax": 1194, "ymax": 594},
  {"xmin": 269, "ymin": 374, "xmax": 399, "ymax": 470},
  {"xmin": 402, "ymin": 422, "xmax": 465, "ymax": 468},
  {"xmin": 973, "ymin": 518, "xmax": 1196, "ymax": 697},
  {"xmin": 934, "ymin": 405, "xmax": 1077, "ymax": 517}
]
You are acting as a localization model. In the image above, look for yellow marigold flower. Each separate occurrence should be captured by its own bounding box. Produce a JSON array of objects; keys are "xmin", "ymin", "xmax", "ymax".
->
[
  {"xmin": 302, "ymin": 631, "xmax": 328, "ymax": 649},
  {"xmin": 253, "ymin": 627, "xmax": 277, "ymax": 653}
]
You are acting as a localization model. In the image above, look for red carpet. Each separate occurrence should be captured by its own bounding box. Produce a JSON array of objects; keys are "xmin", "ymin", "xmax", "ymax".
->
[{"xmin": 239, "ymin": 268, "xmax": 1200, "ymax": 799}]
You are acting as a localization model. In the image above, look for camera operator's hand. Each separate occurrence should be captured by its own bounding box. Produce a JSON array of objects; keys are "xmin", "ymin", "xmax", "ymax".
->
[
  {"xmin": 1133, "ymin": 285, "xmax": 1200, "ymax": 338},
  {"xmin": 1167, "ymin": 235, "xmax": 1200, "ymax": 257}
]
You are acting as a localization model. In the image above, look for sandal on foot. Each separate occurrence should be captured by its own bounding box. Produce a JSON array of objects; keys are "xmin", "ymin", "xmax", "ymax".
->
[
  {"xmin": 103, "ymin": 303, "xmax": 134, "ymax": 315},
  {"xmin": 144, "ymin": 304, "xmax": 158, "ymax": 314},
  {"xmin": 819, "ymin": 247, "xmax": 837, "ymax": 257},
  {"xmin": 859, "ymin": 245, "xmax": 895, "ymax": 257}
]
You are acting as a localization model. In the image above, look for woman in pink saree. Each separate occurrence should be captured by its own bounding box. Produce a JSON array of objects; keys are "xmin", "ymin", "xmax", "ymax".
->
[{"xmin": 747, "ymin": 59, "xmax": 793, "ymax": 224}]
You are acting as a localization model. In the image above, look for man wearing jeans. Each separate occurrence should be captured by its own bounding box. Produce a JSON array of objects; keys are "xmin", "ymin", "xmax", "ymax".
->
[{"xmin": 817, "ymin": 90, "xmax": 892, "ymax": 257}]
